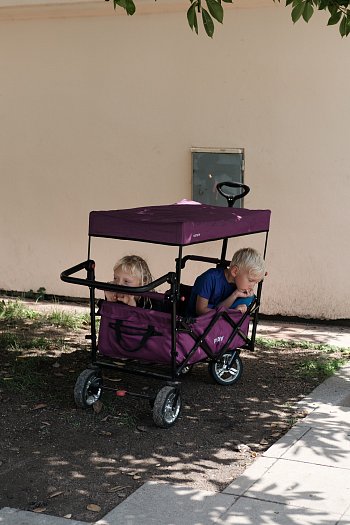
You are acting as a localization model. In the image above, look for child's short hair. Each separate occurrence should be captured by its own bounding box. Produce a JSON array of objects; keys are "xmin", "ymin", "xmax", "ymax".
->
[
  {"xmin": 230, "ymin": 248, "xmax": 265, "ymax": 278},
  {"xmin": 113, "ymin": 255, "xmax": 152, "ymax": 286}
]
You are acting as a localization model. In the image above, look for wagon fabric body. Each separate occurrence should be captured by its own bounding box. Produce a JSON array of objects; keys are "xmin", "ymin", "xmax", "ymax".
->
[{"xmin": 98, "ymin": 301, "xmax": 250, "ymax": 366}]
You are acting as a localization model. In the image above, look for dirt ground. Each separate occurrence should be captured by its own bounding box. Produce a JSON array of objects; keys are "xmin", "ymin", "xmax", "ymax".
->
[{"xmin": 0, "ymin": 302, "xmax": 341, "ymax": 522}]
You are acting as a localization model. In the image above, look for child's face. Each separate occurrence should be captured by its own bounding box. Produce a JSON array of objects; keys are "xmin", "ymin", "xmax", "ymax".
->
[
  {"xmin": 113, "ymin": 267, "xmax": 140, "ymax": 302},
  {"xmin": 231, "ymin": 266, "xmax": 263, "ymax": 293},
  {"xmin": 113, "ymin": 267, "xmax": 140, "ymax": 287}
]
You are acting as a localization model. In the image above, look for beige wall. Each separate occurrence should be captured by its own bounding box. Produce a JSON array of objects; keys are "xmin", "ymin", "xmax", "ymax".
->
[{"xmin": 0, "ymin": 1, "xmax": 349, "ymax": 319}]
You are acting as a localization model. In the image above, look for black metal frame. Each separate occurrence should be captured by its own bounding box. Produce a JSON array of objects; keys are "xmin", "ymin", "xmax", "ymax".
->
[{"xmin": 60, "ymin": 182, "xmax": 269, "ymax": 402}]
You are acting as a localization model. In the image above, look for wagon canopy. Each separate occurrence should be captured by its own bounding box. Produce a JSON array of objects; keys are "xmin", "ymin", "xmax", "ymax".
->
[{"xmin": 89, "ymin": 200, "xmax": 271, "ymax": 246}]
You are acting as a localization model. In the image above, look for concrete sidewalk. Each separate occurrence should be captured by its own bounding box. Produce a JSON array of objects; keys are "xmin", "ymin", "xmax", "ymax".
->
[
  {"xmin": 258, "ymin": 318, "xmax": 350, "ymax": 349},
  {"xmin": 1, "ymin": 316, "xmax": 350, "ymax": 525}
]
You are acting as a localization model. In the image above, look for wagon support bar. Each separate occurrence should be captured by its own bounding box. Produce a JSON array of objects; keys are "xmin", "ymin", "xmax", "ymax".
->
[
  {"xmin": 93, "ymin": 359, "xmax": 179, "ymax": 382},
  {"xmin": 179, "ymin": 254, "xmax": 230, "ymax": 270}
]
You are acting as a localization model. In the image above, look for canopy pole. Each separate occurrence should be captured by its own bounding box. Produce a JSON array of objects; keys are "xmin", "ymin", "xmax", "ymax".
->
[
  {"xmin": 250, "ymin": 231, "xmax": 269, "ymax": 350},
  {"xmin": 175, "ymin": 246, "xmax": 183, "ymax": 300},
  {"xmin": 87, "ymin": 236, "xmax": 91, "ymax": 260},
  {"xmin": 219, "ymin": 238, "xmax": 228, "ymax": 266}
]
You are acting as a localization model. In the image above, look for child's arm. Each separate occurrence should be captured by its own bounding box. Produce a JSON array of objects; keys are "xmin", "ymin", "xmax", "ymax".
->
[
  {"xmin": 217, "ymin": 289, "xmax": 254, "ymax": 310},
  {"xmin": 196, "ymin": 289, "xmax": 254, "ymax": 315},
  {"xmin": 195, "ymin": 295, "xmax": 212, "ymax": 315}
]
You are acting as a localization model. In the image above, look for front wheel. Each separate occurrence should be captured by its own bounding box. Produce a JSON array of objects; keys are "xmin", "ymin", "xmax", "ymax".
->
[
  {"xmin": 209, "ymin": 352, "xmax": 243, "ymax": 386},
  {"xmin": 153, "ymin": 386, "xmax": 181, "ymax": 428},
  {"xmin": 74, "ymin": 368, "xmax": 102, "ymax": 408}
]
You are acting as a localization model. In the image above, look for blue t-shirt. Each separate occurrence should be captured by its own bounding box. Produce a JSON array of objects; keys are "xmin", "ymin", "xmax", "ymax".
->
[{"xmin": 187, "ymin": 268, "xmax": 236, "ymax": 317}]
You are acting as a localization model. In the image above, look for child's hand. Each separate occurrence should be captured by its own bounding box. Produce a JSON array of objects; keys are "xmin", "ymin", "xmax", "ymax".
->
[
  {"xmin": 105, "ymin": 281, "xmax": 137, "ymax": 306},
  {"xmin": 105, "ymin": 286, "xmax": 117, "ymax": 302},
  {"xmin": 234, "ymin": 304, "xmax": 248, "ymax": 313},
  {"xmin": 236, "ymin": 289, "xmax": 254, "ymax": 299},
  {"xmin": 116, "ymin": 294, "xmax": 137, "ymax": 307}
]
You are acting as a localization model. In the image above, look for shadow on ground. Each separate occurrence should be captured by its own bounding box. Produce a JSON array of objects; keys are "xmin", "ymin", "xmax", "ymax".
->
[{"xmin": 0, "ymin": 315, "xmax": 344, "ymax": 522}]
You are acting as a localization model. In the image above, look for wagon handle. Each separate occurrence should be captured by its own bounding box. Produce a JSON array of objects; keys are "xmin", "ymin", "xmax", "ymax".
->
[
  {"xmin": 216, "ymin": 182, "xmax": 250, "ymax": 207},
  {"xmin": 217, "ymin": 182, "xmax": 250, "ymax": 265}
]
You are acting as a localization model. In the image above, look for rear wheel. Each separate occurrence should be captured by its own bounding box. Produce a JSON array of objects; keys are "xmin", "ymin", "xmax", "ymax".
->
[
  {"xmin": 209, "ymin": 352, "xmax": 243, "ymax": 386},
  {"xmin": 74, "ymin": 368, "xmax": 102, "ymax": 408},
  {"xmin": 153, "ymin": 386, "xmax": 181, "ymax": 428}
]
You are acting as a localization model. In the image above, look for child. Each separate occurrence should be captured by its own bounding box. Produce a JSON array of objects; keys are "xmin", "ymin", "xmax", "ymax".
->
[
  {"xmin": 105, "ymin": 255, "xmax": 153, "ymax": 308},
  {"xmin": 187, "ymin": 247, "xmax": 266, "ymax": 317}
]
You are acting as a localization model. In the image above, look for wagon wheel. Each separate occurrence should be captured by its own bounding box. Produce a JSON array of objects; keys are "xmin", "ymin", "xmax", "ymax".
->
[
  {"xmin": 74, "ymin": 368, "xmax": 103, "ymax": 408},
  {"xmin": 152, "ymin": 386, "xmax": 181, "ymax": 428},
  {"xmin": 209, "ymin": 352, "xmax": 243, "ymax": 386}
]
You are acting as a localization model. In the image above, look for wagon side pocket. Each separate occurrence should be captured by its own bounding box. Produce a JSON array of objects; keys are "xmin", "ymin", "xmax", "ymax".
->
[
  {"xmin": 110, "ymin": 320, "xmax": 162, "ymax": 353},
  {"xmin": 98, "ymin": 301, "xmax": 173, "ymax": 363}
]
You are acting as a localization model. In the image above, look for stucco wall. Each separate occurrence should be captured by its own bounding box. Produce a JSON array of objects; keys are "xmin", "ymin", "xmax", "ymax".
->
[{"xmin": 0, "ymin": 1, "xmax": 349, "ymax": 319}]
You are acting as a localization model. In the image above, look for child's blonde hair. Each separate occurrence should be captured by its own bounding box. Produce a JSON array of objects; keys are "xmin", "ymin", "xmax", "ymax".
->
[
  {"xmin": 113, "ymin": 255, "xmax": 152, "ymax": 287},
  {"xmin": 230, "ymin": 248, "xmax": 265, "ymax": 278}
]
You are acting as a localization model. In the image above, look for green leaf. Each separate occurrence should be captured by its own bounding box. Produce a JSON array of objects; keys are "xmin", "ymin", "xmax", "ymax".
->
[
  {"xmin": 114, "ymin": 0, "xmax": 126, "ymax": 11},
  {"xmin": 202, "ymin": 7, "xmax": 215, "ymax": 37},
  {"xmin": 303, "ymin": 2, "xmax": 314, "ymax": 21},
  {"xmin": 187, "ymin": 2, "xmax": 199, "ymax": 33},
  {"xmin": 345, "ymin": 14, "xmax": 350, "ymax": 35},
  {"xmin": 193, "ymin": 11, "xmax": 199, "ymax": 32},
  {"xmin": 206, "ymin": 0, "xmax": 224, "ymax": 23},
  {"xmin": 113, "ymin": 0, "xmax": 135, "ymax": 14},
  {"xmin": 339, "ymin": 13, "xmax": 347, "ymax": 35},
  {"xmin": 328, "ymin": 3, "xmax": 337, "ymax": 15},
  {"xmin": 221, "ymin": 0, "xmax": 233, "ymax": 4},
  {"xmin": 318, "ymin": 0, "xmax": 329, "ymax": 9},
  {"xmin": 291, "ymin": 1, "xmax": 305, "ymax": 22},
  {"xmin": 125, "ymin": 0, "xmax": 136, "ymax": 15},
  {"xmin": 286, "ymin": 0, "xmax": 294, "ymax": 6},
  {"xmin": 327, "ymin": 9, "xmax": 342, "ymax": 24}
]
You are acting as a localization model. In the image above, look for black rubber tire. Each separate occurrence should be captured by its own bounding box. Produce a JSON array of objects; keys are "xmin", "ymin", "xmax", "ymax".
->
[
  {"xmin": 209, "ymin": 352, "xmax": 243, "ymax": 386},
  {"xmin": 152, "ymin": 386, "xmax": 181, "ymax": 428},
  {"xmin": 74, "ymin": 368, "xmax": 102, "ymax": 408}
]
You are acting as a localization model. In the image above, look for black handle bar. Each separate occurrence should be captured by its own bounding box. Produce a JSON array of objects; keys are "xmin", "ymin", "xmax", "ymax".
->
[
  {"xmin": 216, "ymin": 181, "xmax": 250, "ymax": 207},
  {"xmin": 60, "ymin": 259, "xmax": 176, "ymax": 295}
]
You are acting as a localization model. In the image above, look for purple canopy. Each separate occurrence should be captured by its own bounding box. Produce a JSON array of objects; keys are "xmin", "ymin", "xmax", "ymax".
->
[{"xmin": 89, "ymin": 200, "xmax": 271, "ymax": 246}]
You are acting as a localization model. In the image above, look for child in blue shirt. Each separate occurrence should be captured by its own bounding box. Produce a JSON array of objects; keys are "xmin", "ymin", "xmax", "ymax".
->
[{"xmin": 187, "ymin": 247, "xmax": 266, "ymax": 317}]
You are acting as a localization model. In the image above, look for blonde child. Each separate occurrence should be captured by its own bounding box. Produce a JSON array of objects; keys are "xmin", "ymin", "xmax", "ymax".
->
[
  {"xmin": 105, "ymin": 255, "xmax": 153, "ymax": 308},
  {"xmin": 188, "ymin": 247, "xmax": 266, "ymax": 317}
]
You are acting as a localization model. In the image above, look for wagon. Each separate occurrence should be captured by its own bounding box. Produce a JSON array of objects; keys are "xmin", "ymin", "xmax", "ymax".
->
[{"xmin": 61, "ymin": 182, "xmax": 271, "ymax": 427}]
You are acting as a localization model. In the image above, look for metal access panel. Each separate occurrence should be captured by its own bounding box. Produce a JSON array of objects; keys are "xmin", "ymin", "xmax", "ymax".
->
[{"xmin": 191, "ymin": 148, "xmax": 245, "ymax": 208}]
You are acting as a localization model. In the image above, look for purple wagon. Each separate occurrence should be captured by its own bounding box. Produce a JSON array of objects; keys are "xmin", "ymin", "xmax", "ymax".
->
[{"xmin": 61, "ymin": 182, "xmax": 271, "ymax": 428}]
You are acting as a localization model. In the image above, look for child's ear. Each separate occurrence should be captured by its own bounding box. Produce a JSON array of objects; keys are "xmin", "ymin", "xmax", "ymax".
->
[{"xmin": 230, "ymin": 265, "xmax": 239, "ymax": 278}]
